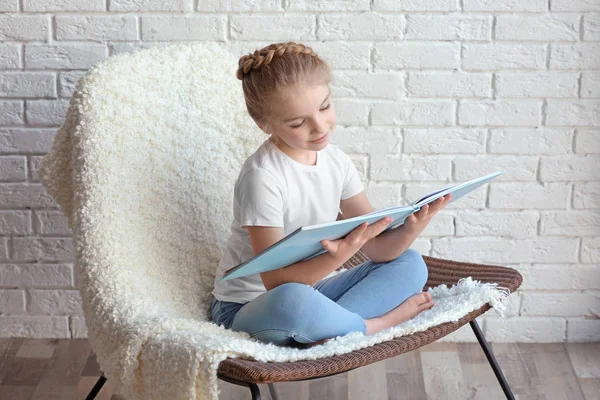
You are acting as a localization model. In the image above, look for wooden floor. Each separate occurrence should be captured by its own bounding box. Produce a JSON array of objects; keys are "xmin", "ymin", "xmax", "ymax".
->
[{"xmin": 0, "ymin": 338, "xmax": 598, "ymax": 399}]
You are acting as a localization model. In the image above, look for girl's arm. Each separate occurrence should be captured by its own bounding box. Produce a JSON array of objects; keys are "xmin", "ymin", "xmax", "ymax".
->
[
  {"xmin": 339, "ymin": 191, "xmax": 404, "ymax": 262},
  {"xmin": 340, "ymin": 191, "xmax": 452, "ymax": 262},
  {"xmin": 247, "ymin": 219, "xmax": 391, "ymax": 290},
  {"xmin": 359, "ymin": 224, "xmax": 421, "ymax": 262}
]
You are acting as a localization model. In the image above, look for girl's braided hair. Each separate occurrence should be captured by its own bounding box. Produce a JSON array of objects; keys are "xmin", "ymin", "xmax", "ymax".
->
[{"xmin": 236, "ymin": 42, "xmax": 331, "ymax": 134}]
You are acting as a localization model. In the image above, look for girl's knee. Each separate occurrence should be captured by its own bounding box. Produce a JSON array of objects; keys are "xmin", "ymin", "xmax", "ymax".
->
[
  {"xmin": 393, "ymin": 248, "xmax": 429, "ymax": 287},
  {"xmin": 264, "ymin": 282, "xmax": 318, "ymax": 317},
  {"xmin": 232, "ymin": 283, "xmax": 316, "ymax": 332},
  {"xmin": 272, "ymin": 282, "xmax": 316, "ymax": 300},
  {"xmin": 397, "ymin": 247, "xmax": 422, "ymax": 261}
]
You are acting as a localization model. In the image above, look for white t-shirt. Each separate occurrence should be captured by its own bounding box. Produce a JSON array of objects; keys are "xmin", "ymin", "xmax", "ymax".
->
[{"xmin": 211, "ymin": 138, "xmax": 365, "ymax": 304}]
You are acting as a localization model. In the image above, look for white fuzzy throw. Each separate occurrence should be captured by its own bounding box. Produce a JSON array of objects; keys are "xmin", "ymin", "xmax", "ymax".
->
[{"xmin": 39, "ymin": 42, "xmax": 511, "ymax": 399}]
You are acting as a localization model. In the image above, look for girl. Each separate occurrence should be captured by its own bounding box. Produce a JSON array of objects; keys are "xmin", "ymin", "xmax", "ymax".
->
[{"xmin": 210, "ymin": 42, "xmax": 451, "ymax": 347}]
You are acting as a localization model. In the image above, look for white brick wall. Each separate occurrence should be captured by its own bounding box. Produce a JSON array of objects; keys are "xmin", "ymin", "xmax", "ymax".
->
[{"xmin": 0, "ymin": 0, "xmax": 598, "ymax": 342}]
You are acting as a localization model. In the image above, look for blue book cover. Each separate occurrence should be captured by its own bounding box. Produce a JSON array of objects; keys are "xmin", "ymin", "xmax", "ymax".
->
[{"xmin": 220, "ymin": 171, "xmax": 504, "ymax": 281}]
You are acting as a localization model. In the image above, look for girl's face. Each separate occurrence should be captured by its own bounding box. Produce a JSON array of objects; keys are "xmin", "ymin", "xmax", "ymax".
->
[{"xmin": 260, "ymin": 83, "xmax": 336, "ymax": 156}]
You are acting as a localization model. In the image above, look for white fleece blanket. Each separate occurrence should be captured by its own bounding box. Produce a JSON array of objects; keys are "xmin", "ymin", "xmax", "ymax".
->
[{"xmin": 38, "ymin": 42, "xmax": 511, "ymax": 400}]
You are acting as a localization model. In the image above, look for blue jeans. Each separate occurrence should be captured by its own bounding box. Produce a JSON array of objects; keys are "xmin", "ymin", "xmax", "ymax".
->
[{"xmin": 210, "ymin": 248, "xmax": 428, "ymax": 346}]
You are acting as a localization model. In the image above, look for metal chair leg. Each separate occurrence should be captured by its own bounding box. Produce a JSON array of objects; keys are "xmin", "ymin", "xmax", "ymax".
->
[
  {"xmin": 470, "ymin": 319, "xmax": 515, "ymax": 400},
  {"xmin": 268, "ymin": 382, "xmax": 280, "ymax": 400},
  {"xmin": 85, "ymin": 374, "xmax": 107, "ymax": 400},
  {"xmin": 248, "ymin": 382, "xmax": 262, "ymax": 400}
]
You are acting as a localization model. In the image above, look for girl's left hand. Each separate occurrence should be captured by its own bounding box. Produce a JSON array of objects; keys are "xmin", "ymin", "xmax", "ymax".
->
[{"xmin": 404, "ymin": 193, "xmax": 452, "ymax": 234}]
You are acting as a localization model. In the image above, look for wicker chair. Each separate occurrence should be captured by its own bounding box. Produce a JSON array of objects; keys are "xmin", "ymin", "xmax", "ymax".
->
[
  {"xmin": 37, "ymin": 41, "xmax": 521, "ymax": 399},
  {"xmin": 86, "ymin": 249, "xmax": 521, "ymax": 400},
  {"xmin": 211, "ymin": 252, "xmax": 522, "ymax": 400}
]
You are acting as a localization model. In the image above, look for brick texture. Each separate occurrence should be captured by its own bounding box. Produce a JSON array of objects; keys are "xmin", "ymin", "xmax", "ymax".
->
[{"xmin": 1, "ymin": 0, "xmax": 598, "ymax": 343}]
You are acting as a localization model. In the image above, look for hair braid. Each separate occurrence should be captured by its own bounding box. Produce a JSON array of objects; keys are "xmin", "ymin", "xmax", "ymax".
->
[{"xmin": 236, "ymin": 42, "xmax": 320, "ymax": 81}]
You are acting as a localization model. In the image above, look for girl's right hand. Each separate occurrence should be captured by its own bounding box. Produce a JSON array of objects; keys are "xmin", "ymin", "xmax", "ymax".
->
[{"xmin": 320, "ymin": 217, "xmax": 393, "ymax": 260}]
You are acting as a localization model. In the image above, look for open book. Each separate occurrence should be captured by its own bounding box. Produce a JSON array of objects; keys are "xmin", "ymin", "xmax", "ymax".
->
[{"xmin": 220, "ymin": 171, "xmax": 504, "ymax": 281}]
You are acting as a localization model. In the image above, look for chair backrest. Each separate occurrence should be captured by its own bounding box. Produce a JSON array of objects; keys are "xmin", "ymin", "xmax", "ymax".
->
[{"xmin": 53, "ymin": 43, "xmax": 264, "ymax": 320}]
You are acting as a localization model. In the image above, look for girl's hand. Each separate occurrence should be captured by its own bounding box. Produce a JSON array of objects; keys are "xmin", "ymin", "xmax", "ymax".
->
[
  {"xmin": 321, "ymin": 217, "xmax": 392, "ymax": 260},
  {"xmin": 404, "ymin": 193, "xmax": 452, "ymax": 234}
]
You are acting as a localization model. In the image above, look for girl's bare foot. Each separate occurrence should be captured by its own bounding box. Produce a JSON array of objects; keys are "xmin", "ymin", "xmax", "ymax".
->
[{"xmin": 365, "ymin": 292, "xmax": 434, "ymax": 335}]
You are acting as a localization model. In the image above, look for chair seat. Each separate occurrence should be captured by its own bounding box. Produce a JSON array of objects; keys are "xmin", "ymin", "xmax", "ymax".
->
[{"xmin": 217, "ymin": 255, "xmax": 523, "ymax": 384}]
